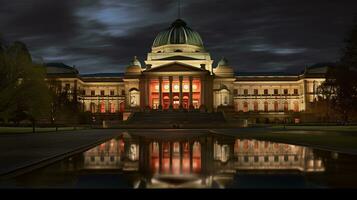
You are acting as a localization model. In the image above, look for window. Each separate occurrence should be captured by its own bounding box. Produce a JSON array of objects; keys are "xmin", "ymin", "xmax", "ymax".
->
[
  {"xmin": 284, "ymin": 89, "xmax": 289, "ymax": 95},
  {"xmin": 254, "ymin": 102, "xmax": 259, "ymax": 112},
  {"xmin": 65, "ymin": 84, "xmax": 70, "ymax": 89},
  {"xmin": 121, "ymin": 90, "xmax": 126, "ymax": 96},
  {"xmin": 82, "ymin": 90, "xmax": 86, "ymax": 95},
  {"xmin": 233, "ymin": 89, "xmax": 238, "ymax": 95},
  {"xmin": 100, "ymin": 156, "xmax": 105, "ymax": 162},
  {"xmin": 284, "ymin": 102, "xmax": 289, "ymax": 112},
  {"xmin": 254, "ymin": 141, "xmax": 259, "ymax": 149},
  {"xmin": 264, "ymin": 89, "xmax": 268, "ymax": 95},
  {"xmin": 294, "ymin": 102, "xmax": 299, "ymax": 112},
  {"xmin": 294, "ymin": 155, "xmax": 299, "ymax": 162},
  {"xmin": 274, "ymin": 156, "xmax": 279, "ymax": 162},
  {"xmin": 91, "ymin": 90, "xmax": 95, "ymax": 96},
  {"xmin": 274, "ymin": 89, "xmax": 279, "ymax": 95},
  {"xmin": 110, "ymin": 90, "xmax": 115, "ymax": 96},
  {"xmin": 110, "ymin": 156, "xmax": 115, "ymax": 162},
  {"xmin": 91, "ymin": 156, "xmax": 95, "ymax": 162},
  {"xmin": 284, "ymin": 155, "xmax": 289, "ymax": 162},
  {"xmin": 254, "ymin": 156, "xmax": 259, "ymax": 163},
  {"xmin": 294, "ymin": 89, "xmax": 299, "ymax": 95},
  {"xmin": 244, "ymin": 156, "xmax": 249, "ymax": 162},
  {"xmin": 243, "ymin": 102, "xmax": 249, "ymax": 112},
  {"xmin": 244, "ymin": 89, "xmax": 249, "ymax": 95},
  {"xmin": 110, "ymin": 102, "xmax": 115, "ymax": 113},
  {"xmin": 264, "ymin": 156, "xmax": 269, "ymax": 162},
  {"xmin": 264, "ymin": 102, "xmax": 269, "ymax": 112},
  {"xmin": 254, "ymin": 89, "xmax": 259, "ymax": 95},
  {"xmin": 100, "ymin": 90, "xmax": 105, "ymax": 96},
  {"xmin": 100, "ymin": 102, "xmax": 106, "ymax": 113},
  {"xmin": 274, "ymin": 101, "xmax": 279, "ymax": 112}
]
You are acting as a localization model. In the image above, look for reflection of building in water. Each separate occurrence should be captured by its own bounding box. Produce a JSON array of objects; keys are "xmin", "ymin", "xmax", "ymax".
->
[
  {"xmin": 233, "ymin": 139, "xmax": 325, "ymax": 172},
  {"xmin": 83, "ymin": 139, "xmax": 124, "ymax": 169},
  {"xmin": 80, "ymin": 133, "xmax": 325, "ymax": 188}
]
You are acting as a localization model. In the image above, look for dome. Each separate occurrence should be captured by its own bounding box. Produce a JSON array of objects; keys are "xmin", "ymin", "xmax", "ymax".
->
[
  {"xmin": 125, "ymin": 56, "xmax": 142, "ymax": 74},
  {"xmin": 153, "ymin": 19, "xmax": 204, "ymax": 48},
  {"xmin": 215, "ymin": 57, "xmax": 234, "ymax": 77}
]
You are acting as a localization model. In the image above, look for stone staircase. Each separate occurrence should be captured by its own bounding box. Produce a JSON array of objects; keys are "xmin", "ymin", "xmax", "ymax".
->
[{"xmin": 126, "ymin": 111, "xmax": 227, "ymax": 126}]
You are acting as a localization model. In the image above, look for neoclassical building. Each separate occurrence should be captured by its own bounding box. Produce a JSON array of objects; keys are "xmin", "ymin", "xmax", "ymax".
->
[{"xmin": 46, "ymin": 19, "xmax": 327, "ymax": 122}]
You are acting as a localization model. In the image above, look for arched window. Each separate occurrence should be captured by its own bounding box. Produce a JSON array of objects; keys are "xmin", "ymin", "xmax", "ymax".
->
[
  {"xmin": 274, "ymin": 101, "xmax": 279, "ymax": 112},
  {"xmin": 243, "ymin": 102, "xmax": 249, "ymax": 113},
  {"xmin": 174, "ymin": 49, "xmax": 183, "ymax": 52},
  {"xmin": 110, "ymin": 102, "xmax": 115, "ymax": 113},
  {"xmin": 284, "ymin": 102, "xmax": 289, "ymax": 112},
  {"xmin": 264, "ymin": 102, "xmax": 269, "ymax": 112},
  {"xmin": 253, "ymin": 102, "xmax": 259, "ymax": 112},
  {"xmin": 294, "ymin": 101, "xmax": 299, "ymax": 112},
  {"xmin": 120, "ymin": 102, "xmax": 125, "ymax": 112},
  {"xmin": 100, "ymin": 102, "xmax": 106, "ymax": 113},
  {"xmin": 90, "ymin": 103, "xmax": 96, "ymax": 113}
]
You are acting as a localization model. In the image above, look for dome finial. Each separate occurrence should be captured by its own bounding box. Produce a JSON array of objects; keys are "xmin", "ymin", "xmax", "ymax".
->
[
  {"xmin": 218, "ymin": 57, "xmax": 229, "ymax": 67},
  {"xmin": 130, "ymin": 56, "xmax": 141, "ymax": 67}
]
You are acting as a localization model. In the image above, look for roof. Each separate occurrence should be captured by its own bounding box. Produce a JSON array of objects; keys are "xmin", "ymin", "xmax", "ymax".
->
[
  {"xmin": 153, "ymin": 19, "xmax": 204, "ymax": 48},
  {"xmin": 45, "ymin": 63, "xmax": 78, "ymax": 75},
  {"xmin": 80, "ymin": 73, "xmax": 124, "ymax": 78}
]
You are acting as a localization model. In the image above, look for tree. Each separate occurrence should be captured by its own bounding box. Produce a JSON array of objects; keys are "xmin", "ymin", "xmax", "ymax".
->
[
  {"xmin": 331, "ymin": 16, "xmax": 357, "ymax": 124},
  {"xmin": 317, "ymin": 68, "xmax": 337, "ymax": 122},
  {"xmin": 0, "ymin": 40, "xmax": 51, "ymax": 131}
]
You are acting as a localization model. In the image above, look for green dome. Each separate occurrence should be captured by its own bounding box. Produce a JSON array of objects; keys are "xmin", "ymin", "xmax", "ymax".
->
[{"xmin": 153, "ymin": 19, "xmax": 204, "ymax": 48}]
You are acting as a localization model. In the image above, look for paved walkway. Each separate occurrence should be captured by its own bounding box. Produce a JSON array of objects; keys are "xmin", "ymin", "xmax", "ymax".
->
[{"xmin": 0, "ymin": 129, "xmax": 121, "ymax": 178}]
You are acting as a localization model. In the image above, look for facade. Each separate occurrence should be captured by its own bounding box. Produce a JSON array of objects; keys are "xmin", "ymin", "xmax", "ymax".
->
[{"xmin": 46, "ymin": 19, "xmax": 327, "ymax": 122}]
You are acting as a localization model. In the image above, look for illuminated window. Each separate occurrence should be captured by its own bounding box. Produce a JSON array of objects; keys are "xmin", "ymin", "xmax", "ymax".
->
[
  {"xmin": 100, "ymin": 102, "xmax": 106, "ymax": 113},
  {"xmin": 254, "ymin": 141, "xmax": 259, "ymax": 149}
]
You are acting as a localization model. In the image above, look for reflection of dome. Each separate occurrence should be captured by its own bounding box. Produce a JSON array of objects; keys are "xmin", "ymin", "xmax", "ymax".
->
[
  {"xmin": 214, "ymin": 58, "xmax": 234, "ymax": 77},
  {"xmin": 125, "ymin": 56, "xmax": 142, "ymax": 75},
  {"xmin": 153, "ymin": 19, "xmax": 204, "ymax": 48}
]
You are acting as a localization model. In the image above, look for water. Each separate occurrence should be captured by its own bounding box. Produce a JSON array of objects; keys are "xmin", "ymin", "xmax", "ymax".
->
[{"xmin": 1, "ymin": 131, "xmax": 357, "ymax": 189}]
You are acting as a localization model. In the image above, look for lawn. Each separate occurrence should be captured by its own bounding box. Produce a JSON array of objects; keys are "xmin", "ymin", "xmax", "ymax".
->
[{"xmin": 0, "ymin": 127, "xmax": 89, "ymax": 134}]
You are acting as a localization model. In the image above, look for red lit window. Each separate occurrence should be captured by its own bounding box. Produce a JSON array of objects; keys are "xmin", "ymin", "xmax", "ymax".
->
[
  {"xmin": 100, "ymin": 102, "xmax": 106, "ymax": 113},
  {"xmin": 254, "ymin": 102, "xmax": 259, "ymax": 112},
  {"xmin": 274, "ymin": 101, "xmax": 279, "ymax": 112}
]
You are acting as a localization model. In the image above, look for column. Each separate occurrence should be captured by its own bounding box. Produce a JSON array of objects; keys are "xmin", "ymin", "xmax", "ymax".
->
[
  {"xmin": 180, "ymin": 142, "xmax": 184, "ymax": 174},
  {"xmin": 200, "ymin": 76, "xmax": 205, "ymax": 109},
  {"xmin": 159, "ymin": 77, "xmax": 163, "ymax": 110},
  {"xmin": 159, "ymin": 142, "xmax": 163, "ymax": 173},
  {"xmin": 169, "ymin": 76, "xmax": 173, "ymax": 110},
  {"xmin": 189, "ymin": 142, "xmax": 194, "ymax": 173},
  {"xmin": 145, "ymin": 79, "xmax": 150, "ymax": 108},
  {"xmin": 170, "ymin": 142, "xmax": 173, "ymax": 173},
  {"xmin": 179, "ymin": 76, "xmax": 183, "ymax": 109},
  {"xmin": 189, "ymin": 76, "xmax": 194, "ymax": 110}
]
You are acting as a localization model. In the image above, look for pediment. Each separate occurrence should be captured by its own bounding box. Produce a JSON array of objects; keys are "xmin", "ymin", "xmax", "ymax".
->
[{"xmin": 145, "ymin": 62, "xmax": 205, "ymax": 72}]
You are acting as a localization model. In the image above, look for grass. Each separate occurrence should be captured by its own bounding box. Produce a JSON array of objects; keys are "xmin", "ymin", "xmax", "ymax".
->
[
  {"xmin": 0, "ymin": 126, "xmax": 89, "ymax": 134},
  {"xmin": 270, "ymin": 125, "xmax": 357, "ymax": 132}
]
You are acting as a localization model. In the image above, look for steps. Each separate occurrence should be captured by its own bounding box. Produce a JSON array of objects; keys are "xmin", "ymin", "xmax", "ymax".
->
[{"xmin": 127, "ymin": 111, "xmax": 226, "ymax": 125}]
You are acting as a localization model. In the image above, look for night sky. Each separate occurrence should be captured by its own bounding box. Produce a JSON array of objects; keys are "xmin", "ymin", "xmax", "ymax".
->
[{"xmin": 1, "ymin": 0, "xmax": 356, "ymax": 74}]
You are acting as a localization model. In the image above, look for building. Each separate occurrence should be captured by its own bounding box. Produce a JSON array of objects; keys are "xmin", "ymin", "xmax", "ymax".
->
[{"xmin": 46, "ymin": 18, "xmax": 327, "ymax": 122}]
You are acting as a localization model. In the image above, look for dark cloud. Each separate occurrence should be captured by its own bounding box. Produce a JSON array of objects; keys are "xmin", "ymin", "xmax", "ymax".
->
[{"xmin": 0, "ymin": 0, "xmax": 356, "ymax": 74}]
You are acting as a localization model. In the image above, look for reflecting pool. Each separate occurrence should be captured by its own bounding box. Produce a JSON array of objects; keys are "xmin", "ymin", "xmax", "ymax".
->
[{"xmin": 1, "ymin": 131, "xmax": 357, "ymax": 189}]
